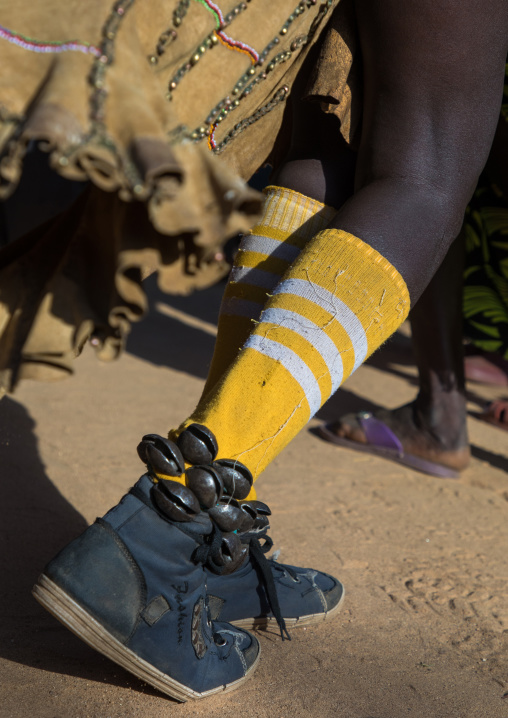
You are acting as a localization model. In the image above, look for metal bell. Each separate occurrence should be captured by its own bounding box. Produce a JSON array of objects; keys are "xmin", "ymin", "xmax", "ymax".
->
[
  {"xmin": 137, "ymin": 434, "xmax": 185, "ymax": 477},
  {"xmin": 239, "ymin": 500, "xmax": 271, "ymax": 530},
  {"xmin": 177, "ymin": 423, "xmax": 219, "ymax": 465},
  {"xmin": 208, "ymin": 498, "xmax": 245, "ymax": 532},
  {"xmin": 252, "ymin": 514, "xmax": 270, "ymax": 530},
  {"xmin": 237, "ymin": 501, "xmax": 257, "ymax": 532},
  {"xmin": 212, "ymin": 458, "xmax": 253, "ymax": 500},
  {"xmin": 152, "ymin": 479, "xmax": 200, "ymax": 522},
  {"xmin": 211, "ymin": 532, "xmax": 247, "ymax": 574},
  {"xmin": 245, "ymin": 500, "xmax": 271, "ymax": 516},
  {"xmin": 185, "ymin": 465, "xmax": 224, "ymax": 509}
]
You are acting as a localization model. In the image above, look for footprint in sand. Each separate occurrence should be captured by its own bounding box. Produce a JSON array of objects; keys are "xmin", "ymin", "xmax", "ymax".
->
[{"xmin": 379, "ymin": 557, "xmax": 508, "ymax": 681}]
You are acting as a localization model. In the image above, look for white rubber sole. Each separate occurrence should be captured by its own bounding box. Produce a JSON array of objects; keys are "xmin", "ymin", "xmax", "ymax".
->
[
  {"xmin": 231, "ymin": 585, "xmax": 346, "ymax": 630},
  {"xmin": 32, "ymin": 574, "xmax": 260, "ymax": 703}
]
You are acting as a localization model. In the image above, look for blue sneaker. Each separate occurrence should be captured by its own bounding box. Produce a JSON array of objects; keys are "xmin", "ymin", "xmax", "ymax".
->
[
  {"xmin": 206, "ymin": 524, "xmax": 345, "ymax": 631},
  {"xmin": 33, "ymin": 474, "xmax": 260, "ymax": 702},
  {"xmin": 141, "ymin": 428, "xmax": 346, "ymax": 636}
]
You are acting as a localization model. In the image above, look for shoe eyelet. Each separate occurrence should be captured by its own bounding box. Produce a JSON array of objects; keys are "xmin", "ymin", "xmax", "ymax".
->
[
  {"xmin": 289, "ymin": 574, "xmax": 301, "ymax": 583},
  {"xmin": 215, "ymin": 635, "xmax": 227, "ymax": 646}
]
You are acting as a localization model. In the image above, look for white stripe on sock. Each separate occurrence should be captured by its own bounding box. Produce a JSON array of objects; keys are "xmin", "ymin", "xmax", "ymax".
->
[
  {"xmin": 244, "ymin": 334, "xmax": 322, "ymax": 417},
  {"xmin": 240, "ymin": 234, "xmax": 301, "ymax": 263},
  {"xmin": 259, "ymin": 307, "xmax": 344, "ymax": 394},
  {"xmin": 272, "ymin": 278, "xmax": 368, "ymax": 372}
]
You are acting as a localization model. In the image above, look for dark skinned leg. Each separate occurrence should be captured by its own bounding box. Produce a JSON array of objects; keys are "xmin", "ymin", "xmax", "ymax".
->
[
  {"xmin": 273, "ymin": 101, "xmax": 357, "ymax": 211},
  {"xmin": 299, "ymin": 97, "xmax": 470, "ymax": 468},
  {"xmin": 327, "ymin": 232, "xmax": 470, "ymax": 471},
  {"xmin": 409, "ymin": 232, "xmax": 469, "ymax": 466},
  {"xmin": 224, "ymin": 0, "xmax": 507, "ymax": 406},
  {"xmin": 277, "ymin": 0, "xmax": 508, "ymax": 303},
  {"xmin": 318, "ymin": 108, "xmax": 508, "ymax": 469},
  {"xmin": 276, "ymin": 103, "xmax": 470, "ymax": 470},
  {"xmin": 270, "ymin": 0, "xmax": 508, "ymax": 471},
  {"xmin": 178, "ymin": 1, "xmax": 507, "ymax": 484}
]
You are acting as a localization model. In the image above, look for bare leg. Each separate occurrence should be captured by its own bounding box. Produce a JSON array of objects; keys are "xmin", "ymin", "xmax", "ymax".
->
[
  {"xmin": 267, "ymin": 0, "xmax": 508, "ymax": 474},
  {"xmin": 273, "ymin": 101, "xmax": 357, "ymax": 210},
  {"xmin": 325, "ymin": 233, "xmax": 470, "ymax": 471},
  {"xmin": 277, "ymin": 0, "xmax": 508, "ymax": 303},
  {"xmin": 319, "ymin": 108, "xmax": 508, "ymax": 470},
  {"xmin": 290, "ymin": 102, "xmax": 472, "ymax": 470},
  {"xmin": 173, "ymin": 0, "xmax": 507, "ymax": 485}
]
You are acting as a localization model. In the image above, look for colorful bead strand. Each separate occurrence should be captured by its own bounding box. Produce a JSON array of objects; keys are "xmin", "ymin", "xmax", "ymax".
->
[
  {"xmin": 0, "ymin": 23, "xmax": 101, "ymax": 56},
  {"xmin": 194, "ymin": 0, "xmax": 226, "ymax": 28},
  {"xmin": 215, "ymin": 29, "xmax": 258, "ymax": 63},
  {"xmin": 194, "ymin": 0, "xmax": 259, "ymax": 63},
  {"xmin": 207, "ymin": 120, "xmax": 220, "ymax": 150}
]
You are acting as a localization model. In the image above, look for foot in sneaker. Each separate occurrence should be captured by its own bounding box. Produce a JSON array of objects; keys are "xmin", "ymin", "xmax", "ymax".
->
[{"xmin": 33, "ymin": 472, "xmax": 260, "ymax": 702}]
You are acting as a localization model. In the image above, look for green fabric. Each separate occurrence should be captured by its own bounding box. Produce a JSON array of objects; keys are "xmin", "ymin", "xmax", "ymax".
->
[
  {"xmin": 462, "ymin": 62, "xmax": 508, "ymax": 358},
  {"xmin": 463, "ymin": 177, "xmax": 508, "ymax": 358}
]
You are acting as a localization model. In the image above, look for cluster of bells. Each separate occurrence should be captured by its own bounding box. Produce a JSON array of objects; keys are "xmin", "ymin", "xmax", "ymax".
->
[{"xmin": 137, "ymin": 424, "xmax": 271, "ymax": 574}]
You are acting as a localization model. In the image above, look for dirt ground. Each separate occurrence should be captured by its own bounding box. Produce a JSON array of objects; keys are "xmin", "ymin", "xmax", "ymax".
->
[{"xmin": 1, "ymin": 278, "xmax": 507, "ymax": 718}]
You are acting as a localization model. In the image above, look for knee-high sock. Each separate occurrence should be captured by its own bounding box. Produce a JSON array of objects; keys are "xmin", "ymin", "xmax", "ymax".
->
[
  {"xmin": 202, "ymin": 185, "xmax": 336, "ymax": 395},
  {"xmin": 178, "ymin": 227, "xmax": 409, "ymax": 493}
]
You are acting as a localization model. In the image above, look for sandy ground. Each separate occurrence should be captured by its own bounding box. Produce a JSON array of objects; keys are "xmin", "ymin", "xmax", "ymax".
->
[{"xmin": 1, "ymin": 278, "xmax": 508, "ymax": 718}]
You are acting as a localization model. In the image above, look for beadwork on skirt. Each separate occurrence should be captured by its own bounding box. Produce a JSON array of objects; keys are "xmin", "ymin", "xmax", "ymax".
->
[{"xmin": 0, "ymin": 0, "xmax": 359, "ymax": 393}]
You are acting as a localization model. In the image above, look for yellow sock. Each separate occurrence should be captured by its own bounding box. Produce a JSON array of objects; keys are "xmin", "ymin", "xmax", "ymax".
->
[
  {"xmin": 202, "ymin": 185, "xmax": 336, "ymax": 395},
  {"xmin": 178, "ymin": 228, "xmax": 409, "ymax": 496}
]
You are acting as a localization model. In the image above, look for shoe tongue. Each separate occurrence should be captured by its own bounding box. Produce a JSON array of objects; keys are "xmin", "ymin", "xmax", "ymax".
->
[
  {"xmin": 135, "ymin": 473, "xmax": 159, "ymax": 496},
  {"xmin": 185, "ymin": 511, "xmax": 213, "ymax": 537}
]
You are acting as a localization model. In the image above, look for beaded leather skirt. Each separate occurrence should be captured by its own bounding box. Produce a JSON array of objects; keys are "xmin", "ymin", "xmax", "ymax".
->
[{"xmin": 0, "ymin": 0, "xmax": 358, "ymax": 392}]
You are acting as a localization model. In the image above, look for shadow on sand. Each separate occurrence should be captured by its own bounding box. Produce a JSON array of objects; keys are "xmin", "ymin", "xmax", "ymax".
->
[
  {"xmin": 126, "ymin": 276, "xmax": 223, "ymax": 380},
  {"xmin": 0, "ymin": 396, "xmax": 161, "ymax": 695},
  {"xmin": 3, "ymin": 279, "xmax": 507, "ymax": 693}
]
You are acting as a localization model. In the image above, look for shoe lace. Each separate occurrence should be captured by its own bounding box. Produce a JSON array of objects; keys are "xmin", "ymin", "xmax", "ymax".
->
[
  {"xmin": 192, "ymin": 523, "xmax": 228, "ymax": 574},
  {"xmin": 195, "ymin": 527, "xmax": 290, "ymax": 646},
  {"xmin": 247, "ymin": 533, "xmax": 291, "ymax": 641},
  {"xmin": 133, "ymin": 482, "xmax": 291, "ymax": 641},
  {"xmin": 195, "ymin": 525, "xmax": 290, "ymax": 641}
]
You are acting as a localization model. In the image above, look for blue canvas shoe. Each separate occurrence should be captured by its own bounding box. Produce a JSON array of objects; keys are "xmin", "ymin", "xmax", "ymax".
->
[
  {"xmin": 32, "ymin": 472, "xmax": 260, "ymax": 702},
  {"xmin": 206, "ymin": 521, "xmax": 345, "ymax": 630},
  {"xmin": 140, "ymin": 427, "xmax": 346, "ymax": 636},
  {"xmin": 33, "ymin": 425, "xmax": 344, "ymax": 701}
]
